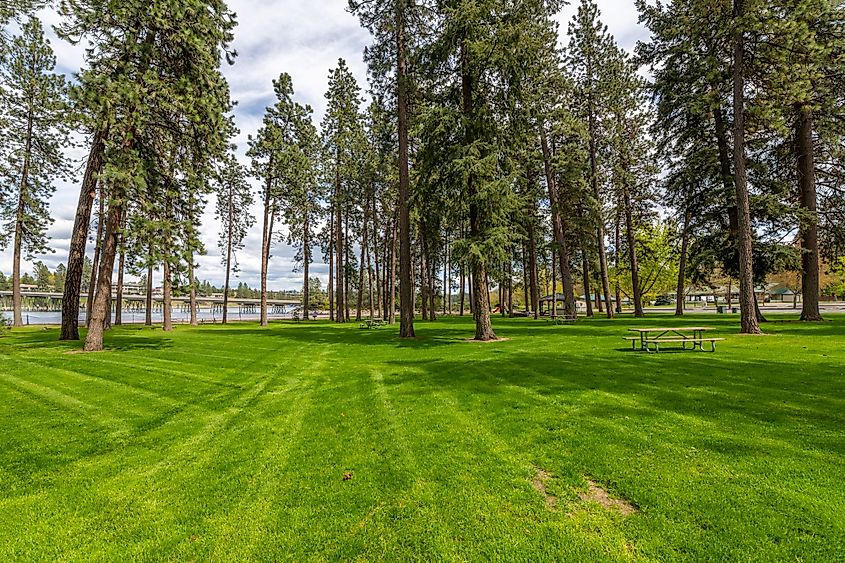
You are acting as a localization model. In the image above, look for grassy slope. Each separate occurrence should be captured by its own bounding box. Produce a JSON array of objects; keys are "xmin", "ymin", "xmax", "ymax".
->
[{"xmin": 0, "ymin": 315, "xmax": 843, "ymax": 561}]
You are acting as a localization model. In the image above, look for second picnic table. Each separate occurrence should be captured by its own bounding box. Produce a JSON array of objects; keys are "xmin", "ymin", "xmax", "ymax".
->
[
  {"xmin": 627, "ymin": 327, "xmax": 721, "ymax": 353},
  {"xmin": 359, "ymin": 319, "xmax": 386, "ymax": 330}
]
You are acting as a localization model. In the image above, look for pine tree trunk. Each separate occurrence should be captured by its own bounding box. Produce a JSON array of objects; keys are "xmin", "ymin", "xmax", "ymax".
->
[
  {"xmin": 582, "ymin": 247, "xmax": 594, "ymax": 317},
  {"xmin": 145, "ymin": 257, "xmax": 153, "ymax": 326},
  {"xmin": 372, "ymin": 193, "xmax": 381, "ymax": 319},
  {"xmin": 498, "ymin": 266, "xmax": 504, "ymax": 317},
  {"xmin": 551, "ymin": 250, "xmax": 558, "ymax": 318},
  {"xmin": 162, "ymin": 260, "xmax": 172, "ymax": 332},
  {"xmin": 84, "ymin": 197, "xmax": 122, "ymax": 352},
  {"xmin": 470, "ymin": 259, "xmax": 496, "ymax": 341},
  {"xmin": 11, "ymin": 186, "xmax": 26, "ymax": 328},
  {"xmin": 468, "ymin": 270, "xmax": 474, "ymax": 316},
  {"xmin": 557, "ymin": 216, "xmax": 578, "ymax": 318},
  {"xmin": 260, "ymin": 168, "xmax": 274, "ymax": 327},
  {"xmin": 614, "ymin": 213, "xmax": 623, "ymax": 315},
  {"xmin": 389, "ymin": 214, "xmax": 397, "ymax": 325},
  {"xmin": 544, "ymin": 253, "xmax": 550, "ymax": 298},
  {"xmin": 521, "ymin": 244, "xmax": 529, "ymax": 314},
  {"xmin": 733, "ymin": 0, "xmax": 761, "ymax": 335},
  {"xmin": 161, "ymin": 177, "xmax": 175, "ymax": 332},
  {"xmin": 267, "ymin": 209, "xmax": 276, "ymax": 318},
  {"xmin": 507, "ymin": 255, "xmax": 514, "ymax": 318},
  {"xmin": 11, "ymin": 209, "xmax": 23, "ymax": 328},
  {"xmin": 796, "ymin": 106, "xmax": 822, "ymax": 321},
  {"xmin": 460, "ymin": 261, "xmax": 466, "ymax": 316},
  {"xmin": 420, "ymin": 244, "xmax": 429, "ymax": 321},
  {"xmin": 11, "ymin": 108, "xmax": 35, "ymax": 328},
  {"xmin": 676, "ymin": 210, "xmax": 690, "ymax": 316},
  {"xmin": 412, "ymin": 245, "xmax": 418, "ymax": 313},
  {"xmin": 596, "ymin": 282, "xmax": 603, "ymax": 312},
  {"xmin": 586, "ymin": 86, "xmax": 613, "ymax": 318},
  {"xmin": 329, "ymin": 205, "xmax": 335, "ymax": 321},
  {"xmin": 444, "ymin": 232, "xmax": 449, "ymax": 316},
  {"xmin": 303, "ymin": 208, "xmax": 310, "ymax": 319},
  {"xmin": 335, "ymin": 159, "xmax": 345, "ymax": 323},
  {"xmin": 115, "ymin": 247, "xmax": 125, "ymax": 326},
  {"xmin": 189, "ymin": 258, "xmax": 198, "ymax": 326},
  {"xmin": 380, "ymin": 211, "xmax": 387, "ymax": 319},
  {"xmin": 367, "ymin": 227, "xmax": 375, "ymax": 320},
  {"xmin": 344, "ymin": 211, "xmax": 351, "ymax": 322},
  {"xmin": 104, "ymin": 281, "xmax": 112, "ymax": 331},
  {"xmin": 715, "ymin": 105, "xmax": 746, "ymax": 304},
  {"xmin": 428, "ymin": 255, "xmax": 436, "ymax": 321},
  {"xmin": 754, "ymin": 291, "xmax": 768, "ymax": 323},
  {"xmin": 397, "ymin": 8, "xmax": 415, "ymax": 337},
  {"xmin": 223, "ymin": 213, "xmax": 233, "ymax": 325},
  {"xmin": 86, "ymin": 194, "xmax": 105, "ymax": 327},
  {"xmin": 462, "ymin": 40, "xmax": 496, "ymax": 341},
  {"xmin": 303, "ymin": 252, "xmax": 310, "ymax": 319},
  {"xmin": 596, "ymin": 229, "xmax": 612, "ymax": 317},
  {"xmin": 527, "ymin": 219, "xmax": 540, "ymax": 320},
  {"xmin": 380, "ymin": 217, "xmax": 387, "ymax": 320},
  {"xmin": 727, "ymin": 279, "xmax": 732, "ymax": 310},
  {"xmin": 623, "ymin": 186, "xmax": 644, "ymax": 317},
  {"xmin": 61, "ymin": 127, "xmax": 107, "ymax": 341},
  {"xmin": 540, "ymin": 128, "xmax": 577, "ymax": 318},
  {"xmin": 356, "ymin": 210, "xmax": 367, "ymax": 321}
]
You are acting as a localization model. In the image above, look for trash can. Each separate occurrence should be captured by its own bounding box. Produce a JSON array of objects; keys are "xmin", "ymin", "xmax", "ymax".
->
[
  {"xmin": 717, "ymin": 306, "xmax": 725, "ymax": 314},
  {"xmin": 732, "ymin": 307, "xmax": 738, "ymax": 314}
]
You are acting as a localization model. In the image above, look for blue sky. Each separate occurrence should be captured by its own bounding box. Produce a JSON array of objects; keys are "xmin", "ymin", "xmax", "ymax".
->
[{"xmin": 1, "ymin": 0, "xmax": 647, "ymax": 291}]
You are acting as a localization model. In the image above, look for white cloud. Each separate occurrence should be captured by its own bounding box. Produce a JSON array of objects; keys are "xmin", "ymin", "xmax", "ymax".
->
[{"xmin": 557, "ymin": 0, "xmax": 646, "ymax": 52}]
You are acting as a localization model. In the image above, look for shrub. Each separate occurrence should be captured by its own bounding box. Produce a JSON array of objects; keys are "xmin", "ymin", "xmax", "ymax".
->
[{"xmin": 654, "ymin": 295, "xmax": 673, "ymax": 306}]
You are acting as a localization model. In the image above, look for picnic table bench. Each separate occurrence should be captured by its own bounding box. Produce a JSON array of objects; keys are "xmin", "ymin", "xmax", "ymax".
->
[
  {"xmin": 546, "ymin": 315, "xmax": 577, "ymax": 325},
  {"xmin": 625, "ymin": 327, "xmax": 724, "ymax": 353},
  {"xmin": 359, "ymin": 319, "xmax": 386, "ymax": 330}
]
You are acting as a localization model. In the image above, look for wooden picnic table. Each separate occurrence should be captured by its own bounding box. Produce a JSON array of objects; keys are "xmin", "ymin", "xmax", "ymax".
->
[
  {"xmin": 546, "ymin": 315, "xmax": 577, "ymax": 325},
  {"xmin": 359, "ymin": 319, "xmax": 386, "ymax": 330},
  {"xmin": 626, "ymin": 327, "xmax": 722, "ymax": 353}
]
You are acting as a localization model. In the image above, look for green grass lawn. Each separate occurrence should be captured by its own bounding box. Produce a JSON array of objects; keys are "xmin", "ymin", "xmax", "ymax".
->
[{"xmin": 1, "ymin": 315, "xmax": 843, "ymax": 561}]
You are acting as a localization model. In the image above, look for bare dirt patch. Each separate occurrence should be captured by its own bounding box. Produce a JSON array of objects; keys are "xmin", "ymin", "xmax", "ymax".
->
[
  {"xmin": 462, "ymin": 338, "xmax": 512, "ymax": 344},
  {"xmin": 531, "ymin": 468, "xmax": 557, "ymax": 509},
  {"xmin": 579, "ymin": 480, "xmax": 637, "ymax": 516}
]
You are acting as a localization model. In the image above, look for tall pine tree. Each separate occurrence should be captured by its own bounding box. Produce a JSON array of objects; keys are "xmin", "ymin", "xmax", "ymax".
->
[
  {"xmin": 0, "ymin": 17, "xmax": 69, "ymax": 328},
  {"xmin": 215, "ymin": 151, "xmax": 254, "ymax": 324}
]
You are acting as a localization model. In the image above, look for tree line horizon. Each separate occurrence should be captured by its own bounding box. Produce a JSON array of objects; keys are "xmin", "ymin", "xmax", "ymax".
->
[{"xmin": 1, "ymin": 0, "xmax": 843, "ymax": 349}]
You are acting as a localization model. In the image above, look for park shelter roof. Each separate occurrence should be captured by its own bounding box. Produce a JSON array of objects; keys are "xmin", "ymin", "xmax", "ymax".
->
[{"xmin": 769, "ymin": 284, "xmax": 796, "ymax": 296}]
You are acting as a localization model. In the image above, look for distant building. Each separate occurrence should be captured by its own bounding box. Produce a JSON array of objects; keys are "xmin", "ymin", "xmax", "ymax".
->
[
  {"xmin": 112, "ymin": 282, "xmax": 145, "ymax": 295},
  {"xmin": 670, "ymin": 282, "xmax": 798, "ymax": 304},
  {"xmin": 768, "ymin": 283, "xmax": 800, "ymax": 304},
  {"xmin": 579, "ymin": 293, "xmax": 618, "ymax": 304}
]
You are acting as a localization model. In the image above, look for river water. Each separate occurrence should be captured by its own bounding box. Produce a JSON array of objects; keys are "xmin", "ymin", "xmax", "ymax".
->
[{"xmin": 6, "ymin": 307, "xmax": 301, "ymax": 326}]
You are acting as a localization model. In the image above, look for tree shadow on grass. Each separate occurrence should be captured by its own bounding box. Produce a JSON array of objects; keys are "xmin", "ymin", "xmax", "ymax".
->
[
  {"xmin": 757, "ymin": 320, "xmax": 845, "ymax": 337},
  {"xmin": 0, "ymin": 328, "xmax": 87, "ymax": 353},
  {"xmin": 378, "ymin": 348, "xmax": 845, "ymax": 451},
  {"xmin": 1, "ymin": 327, "xmax": 176, "ymax": 354},
  {"xmin": 197, "ymin": 320, "xmax": 469, "ymax": 350},
  {"xmin": 103, "ymin": 336, "xmax": 174, "ymax": 352}
]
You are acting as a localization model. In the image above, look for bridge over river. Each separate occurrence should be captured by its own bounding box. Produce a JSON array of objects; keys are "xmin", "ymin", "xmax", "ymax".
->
[{"xmin": 1, "ymin": 291, "xmax": 303, "ymax": 326}]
